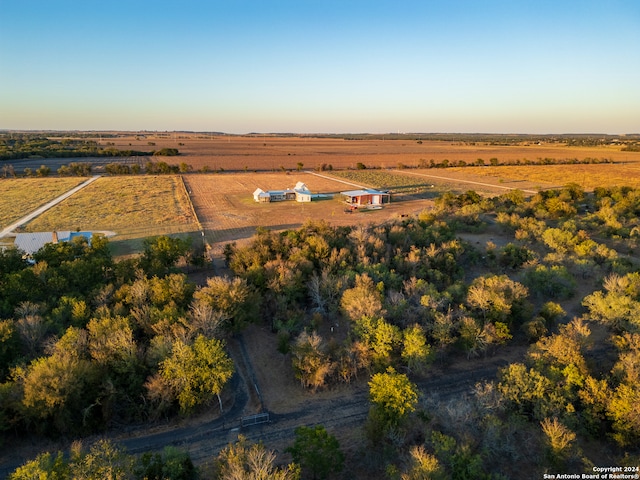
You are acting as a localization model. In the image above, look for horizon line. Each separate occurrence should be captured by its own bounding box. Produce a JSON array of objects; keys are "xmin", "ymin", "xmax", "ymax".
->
[{"xmin": 1, "ymin": 129, "xmax": 639, "ymax": 137}]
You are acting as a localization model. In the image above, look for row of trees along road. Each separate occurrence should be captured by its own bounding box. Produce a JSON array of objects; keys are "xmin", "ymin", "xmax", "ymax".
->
[{"xmin": 2, "ymin": 182, "xmax": 640, "ymax": 478}]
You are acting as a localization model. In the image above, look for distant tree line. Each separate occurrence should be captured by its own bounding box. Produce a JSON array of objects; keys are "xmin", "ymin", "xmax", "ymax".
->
[
  {"xmin": 0, "ymin": 134, "xmax": 180, "ymax": 161},
  {"xmin": 11, "ymin": 160, "xmax": 194, "ymax": 177},
  {"xmin": 315, "ymin": 132, "xmax": 640, "ymax": 146},
  {"xmin": 385, "ymin": 156, "xmax": 614, "ymax": 171}
]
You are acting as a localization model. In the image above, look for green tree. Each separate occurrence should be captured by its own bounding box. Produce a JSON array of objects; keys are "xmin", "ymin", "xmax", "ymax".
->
[
  {"xmin": 9, "ymin": 451, "xmax": 69, "ymax": 480},
  {"xmin": 86, "ymin": 314, "xmax": 144, "ymax": 419},
  {"xmin": 135, "ymin": 446, "xmax": 197, "ymax": 480},
  {"xmin": 524, "ymin": 265, "xmax": 576, "ymax": 300},
  {"xmin": 466, "ymin": 274, "xmax": 530, "ymax": 325},
  {"xmin": 148, "ymin": 273, "xmax": 195, "ymax": 311},
  {"xmin": 521, "ymin": 317, "xmax": 548, "ymax": 343},
  {"xmin": 159, "ymin": 334, "xmax": 234, "ymax": 414},
  {"xmin": 67, "ymin": 440, "xmax": 133, "ymax": 480},
  {"xmin": 36, "ymin": 164, "xmax": 50, "ymax": 177},
  {"xmin": 0, "ymin": 319, "xmax": 20, "ymax": 379},
  {"xmin": 14, "ymin": 301, "xmax": 47, "ymax": 359},
  {"xmin": 368, "ymin": 367, "xmax": 418, "ymax": 431},
  {"xmin": 497, "ymin": 363, "xmax": 567, "ymax": 420},
  {"xmin": 286, "ymin": 425, "xmax": 345, "ymax": 480},
  {"xmin": 539, "ymin": 301, "xmax": 566, "ymax": 326},
  {"xmin": 457, "ymin": 316, "xmax": 487, "ymax": 358},
  {"xmin": 0, "ymin": 247, "xmax": 28, "ymax": 275},
  {"xmin": 499, "ymin": 243, "xmax": 535, "ymax": 269},
  {"xmin": 429, "ymin": 431, "xmax": 487, "ymax": 480},
  {"xmin": 140, "ymin": 235, "xmax": 192, "ymax": 277},
  {"xmin": 20, "ymin": 330, "xmax": 101, "ymax": 433},
  {"xmin": 527, "ymin": 318, "xmax": 590, "ymax": 382},
  {"xmin": 401, "ymin": 324, "xmax": 433, "ymax": 373},
  {"xmin": 607, "ymin": 383, "xmax": 640, "ymax": 447},
  {"xmin": 582, "ymin": 274, "xmax": 640, "ymax": 332},
  {"xmin": 354, "ymin": 316, "xmax": 400, "ymax": 367},
  {"xmin": 87, "ymin": 315, "xmax": 138, "ymax": 370}
]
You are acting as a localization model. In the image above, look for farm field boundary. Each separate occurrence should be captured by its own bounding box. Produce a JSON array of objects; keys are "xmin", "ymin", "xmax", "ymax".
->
[
  {"xmin": 0, "ymin": 176, "xmax": 101, "ymax": 238},
  {"xmin": 17, "ymin": 176, "xmax": 197, "ymax": 255},
  {"xmin": 0, "ymin": 177, "xmax": 88, "ymax": 232},
  {"xmin": 393, "ymin": 169, "xmax": 542, "ymax": 194},
  {"xmin": 184, "ymin": 172, "xmax": 425, "ymax": 251}
]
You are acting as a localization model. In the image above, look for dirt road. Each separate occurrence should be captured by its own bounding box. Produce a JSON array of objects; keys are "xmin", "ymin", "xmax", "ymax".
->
[
  {"xmin": 118, "ymin": 348, "xmax": 511, "ymax": 465},
  {"xmin": 0, "ymin": 175, "xmax": 101, "ymax": 238},
  {"xmin": 0, "ymin": 336, "xmax": 515, "ymax": 477}
]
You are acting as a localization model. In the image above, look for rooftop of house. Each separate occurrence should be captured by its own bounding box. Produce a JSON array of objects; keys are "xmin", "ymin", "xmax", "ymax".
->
[{"xmin": 13, "ymin": 231, "xmax": 93, "ymax": 256}]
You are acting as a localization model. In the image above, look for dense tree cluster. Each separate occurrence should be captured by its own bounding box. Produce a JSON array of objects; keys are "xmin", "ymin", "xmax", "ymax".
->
[
  {"xmin": 0, "ymin": 235, "xmax": 240, "ymax": 441},
  {"xmin": 220, "ymin": 183, "xmax": 640, "ymax": 477},
  {"xmin": 5, "ymin": 180, "xmax": 640, "ymax": 478},
  {"xmin": 0, "ymin": 135, "xmax": 152, "ymax": 161}
]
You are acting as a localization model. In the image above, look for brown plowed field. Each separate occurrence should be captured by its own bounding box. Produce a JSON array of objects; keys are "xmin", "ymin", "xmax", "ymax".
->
[
  {"xmin": 96, "ymin": 134, "xmax": 640, "ymax": 173},
  {"xmin": 183, "ymin": 172, "xmax": 426, "ymax": 251}
]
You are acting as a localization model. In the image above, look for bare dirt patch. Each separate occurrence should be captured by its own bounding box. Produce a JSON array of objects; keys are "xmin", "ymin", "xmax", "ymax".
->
[{"xmin": 184, "ymin": 172, "xmax": 430, "ymax": 252}]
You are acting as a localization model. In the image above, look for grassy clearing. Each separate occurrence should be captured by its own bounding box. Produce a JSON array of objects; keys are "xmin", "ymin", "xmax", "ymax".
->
[
  {"xmin": 0, "ymin": 177, "xmax": 85, "ymax": 229},
  {"xmin": 24, "ymin": 176, "xmax": 196, "ymax": 239}
]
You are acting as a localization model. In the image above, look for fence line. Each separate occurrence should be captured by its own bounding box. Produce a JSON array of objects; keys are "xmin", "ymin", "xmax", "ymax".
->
[{"xmin": 241, "ymin": 412, "xmax": 270, "ymax": 427}]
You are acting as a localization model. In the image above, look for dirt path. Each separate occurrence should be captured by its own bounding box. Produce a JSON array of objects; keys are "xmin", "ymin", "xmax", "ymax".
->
[
  {"xmin": 0, "ymin": 333, "xmax": 519, "ymax": 477},
  {"xmin": 305, "ymin": 170, "xmax": 366, "ymax": 188},
  {"xmin": 115, "ymin": 350, "xmax": 512, "ymax": 467}
]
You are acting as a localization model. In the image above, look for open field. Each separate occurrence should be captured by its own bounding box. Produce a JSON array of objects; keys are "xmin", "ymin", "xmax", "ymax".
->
[
  {"xmin": 448, "ymin": 163, "xmax": 640, "ymax": 190},
  {"xmin": 5, "ymin": 161, "xmax": 633, "ymax": 257},
  {"xmin": 81, "ymin": 134, "xmax": 640, "ymax": 172},
  {"xmin": 0, "ymin": 177, "xmax": 85, "ymax": 229},
  {"xmin": 5, "ymin": 134, "xmax": 640, "ymax": 256},
  {"xmin": 184, "ymin": 172, "xmax": 427, "ymax": 250},
  {"xmin": 328, "ymin": 168, "xmax": 552, "ymax": 197},
  {"xmin": 22, "ymin": 176, "xmax": 197, "ymax": 254}
]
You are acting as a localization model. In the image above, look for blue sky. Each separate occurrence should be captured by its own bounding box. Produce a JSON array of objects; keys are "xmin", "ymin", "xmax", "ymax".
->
[{"xmin": 1, "ymin": 1, "xmax": 639, "ymax": 133}]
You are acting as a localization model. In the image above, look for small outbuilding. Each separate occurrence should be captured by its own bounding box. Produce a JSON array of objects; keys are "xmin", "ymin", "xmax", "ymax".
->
[
  {"xmin": 341, "ymin": 189, "xmax": 391, "ymax": 207},
  {"xmin": 253, "ymin": 188, "xmax": 271, "ymax": 203}
]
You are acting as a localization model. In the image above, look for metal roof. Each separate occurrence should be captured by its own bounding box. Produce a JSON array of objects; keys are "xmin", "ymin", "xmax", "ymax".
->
[
  {"xmin": 340, "ymin": 189, "xmax": 389, "ymax": 197},
  {"xmin": 13, "ymin": 231, "xmax": 92, "ymax": 256}
]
